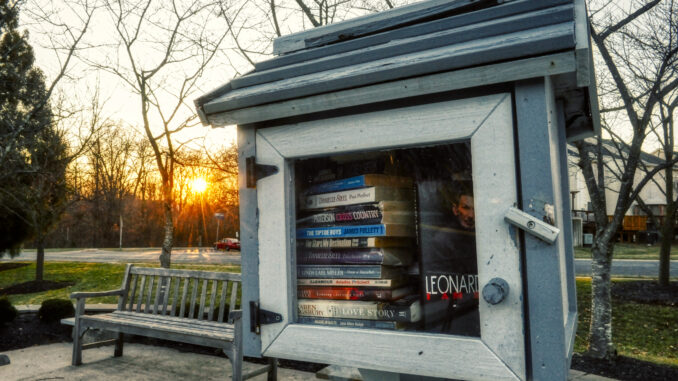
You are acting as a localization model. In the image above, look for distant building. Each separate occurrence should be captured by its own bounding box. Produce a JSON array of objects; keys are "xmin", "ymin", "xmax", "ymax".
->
[{"xmin": 568, "ymin": 139, "xmax": 678, "ymax": 245}]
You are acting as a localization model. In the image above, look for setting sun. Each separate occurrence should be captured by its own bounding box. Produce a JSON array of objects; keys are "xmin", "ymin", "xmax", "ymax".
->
[{"xmin": 190, "ymin": 177, "xmax": 208, "ymax": 194}]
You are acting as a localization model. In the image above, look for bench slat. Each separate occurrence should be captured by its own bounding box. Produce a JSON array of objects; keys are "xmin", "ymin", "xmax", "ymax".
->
[
  {"xmin": 136, "ymin": 275, "xmax": 146, "ymax": 313},
  {"xmin": 110, "ymin": 311, "xmax": 232, "ymax": 330},
  {"xmin": 170, "ymin": 276, "xmax": 181, "ymax": 317},
  {"xmin": 80, "ymin": 313, "xmax": 235, "ymax": 341},
  {"xmin": 153, "ymin": 276, "xmax": 163, "ymax": 314},
  {"xmin": 180, "ymin": 278, "xmax": 189, "ymax": 317},
  {"xmin": 198, "ymin": 279, "xmax": 208, "ymax": 320},
  {"xmin": 145, "ymin": 276, "xmax": 154, "ymax": 313},
  {"xmin": 131, "ymin": 267, "xmax": 241, "ymax": 281},
  {"xmin": 229, "ymin": 281, "xmax": 239, "ymax": 322},
  {"xmin": 218, "ymin": 281, "xmax": 228, "ymax": 323},
  {"xmin": 162, "ymin": 277, "xmax": 172, "ymax": 315},
  {"xmin": 128, "ymin": 274, "xmax": 138, "ymax": 312},
  {"xmin": 189, "ymin": 278, "xmax": 198, "ymax": 319},
  {"xmin": 208, "ymin": 280, "xmax": 218, "ymax": 321}
]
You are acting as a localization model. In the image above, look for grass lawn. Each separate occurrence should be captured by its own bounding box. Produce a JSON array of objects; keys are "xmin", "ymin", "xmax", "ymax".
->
[
  {"xmin": 575, "ymin": 277, "xmax": 678, "ymax": 367},
  {"xmin": 574, "ymin": 243, "xmax": 678, "ymax": 260},
  {"xmin": 0, "ymin": 262, "xmax": 241, "ymax": 305}
]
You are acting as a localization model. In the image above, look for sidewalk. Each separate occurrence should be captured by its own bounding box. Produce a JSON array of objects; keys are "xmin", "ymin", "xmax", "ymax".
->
[
  {"xmin": 3, "ymin": 305, "xmax": 617, "ymax": 381},
  {"xmin": 0, "ymin": 342, "xmax": 616, "ymax": 381}
]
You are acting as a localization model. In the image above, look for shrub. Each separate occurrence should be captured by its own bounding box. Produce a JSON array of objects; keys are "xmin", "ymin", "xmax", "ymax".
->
[
  {"xmin": 0, "ymin": 298, "xmax": 18, "ymax": 324},
  {"xmin": 38, "ymin": 299, "xmax": 75, "ymax": 323}
]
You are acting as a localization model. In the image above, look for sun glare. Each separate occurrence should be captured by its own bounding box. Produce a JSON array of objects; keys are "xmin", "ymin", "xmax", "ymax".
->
[{"xmin": 190, "ymin": 177, "xmax": 208, "ymax": 194}]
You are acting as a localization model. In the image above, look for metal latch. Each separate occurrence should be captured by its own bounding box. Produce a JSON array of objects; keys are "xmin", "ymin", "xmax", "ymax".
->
[
  {"xmin": 505, "ymin": 207, "xmax": 560, "ymax": 244},
  {"xmin": 246, "ymin": 156, "xmax": 278, "ymax": 188},
  {"xmin": 249, "ymin": 301, "xmax": 283, "ymax": 334}
]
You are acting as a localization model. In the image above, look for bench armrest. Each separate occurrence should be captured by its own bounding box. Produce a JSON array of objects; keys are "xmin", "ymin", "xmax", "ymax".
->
[
  {"xmin": 70, "ymin": 289, "xmax": 125, "ymax": 300},
  {"xmin": 229, "ymin": 310, "xmax": 243, "ymax": 322}
]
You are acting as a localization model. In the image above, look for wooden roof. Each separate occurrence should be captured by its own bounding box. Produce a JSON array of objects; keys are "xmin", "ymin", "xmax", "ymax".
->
[{"xmin": 196, "ymin": 0, "xmax": 598, "ymax": 140}]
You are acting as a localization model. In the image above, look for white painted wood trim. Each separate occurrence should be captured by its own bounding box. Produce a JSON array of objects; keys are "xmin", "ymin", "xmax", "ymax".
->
[
  {"xmin": 259, "ymin": 94, "xmax": 506, "ymax": 159},
  {"xmin": 256, "ymin": 135, "xmax": 293, "ymax": 346},
  {"xmin": 208, "ymin": 52, "xmax": 575, "ymax": 127},
  {"xmin": 264, "ymin": 325, "xmax": 519, "ymax": 381},
  {"xmin": 472, "ymin": 95, "xmax": 525, "ymax": 379},
  {"xmin": 257, "ymin": 93, "xmax": 525, "ymax": 379}
]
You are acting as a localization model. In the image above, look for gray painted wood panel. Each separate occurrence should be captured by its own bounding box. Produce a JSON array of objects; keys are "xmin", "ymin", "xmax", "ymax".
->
[
  {"xmin": 515, "ymin": 78, "xmax": 569, "ymax": 380},
  {"xmin": 237, "ymin": 125, "xmax": 262, "ymax": 357},
  {"xmin": 273, "ymin": 0, "xmax": 486, "ymax": 54},
  {"xmin": 234, "ymin": 5, "xmax": 573, "ymax": 91},
  {"xmin": 210, "ymin": 53, "xmax": 575, "ymax": 127},
  {"xmin": 256, "ymin": 0, "xmax": 571, "ymax": 72},
  {"xmin": 205, "ymin": 23, "xmax": 574, "ymax": 115}
]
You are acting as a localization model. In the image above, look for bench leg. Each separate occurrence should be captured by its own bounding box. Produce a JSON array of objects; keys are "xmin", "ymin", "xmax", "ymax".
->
[
  {"xmin": 72, "ymin": 299, "xmax": 85, "ymax": 366},
  {"xmin": 267, "ymin": 357, "xmax": 277, "ymax": 381},
  {"xmin": 228, "ymin": 346, "xmax": 242, "ymax": 381},
  {"xmin": 114, "ymin": 333, "xmax": 124, "ymax": 357}
]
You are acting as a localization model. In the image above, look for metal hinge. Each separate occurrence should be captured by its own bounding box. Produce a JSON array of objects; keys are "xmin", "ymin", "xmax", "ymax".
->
[
  {"xmin": 246, "ymin": 156, "xmax": 278, "ymax": 188},
  {"xmin": 249, "ymin": 301, "xmax": 283, "ymax": 334}
]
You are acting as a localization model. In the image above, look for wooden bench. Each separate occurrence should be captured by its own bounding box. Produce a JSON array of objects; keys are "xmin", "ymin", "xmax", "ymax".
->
[{"xmin": 69, "ymin": 264, "xmax": 276, "ymax": 381}]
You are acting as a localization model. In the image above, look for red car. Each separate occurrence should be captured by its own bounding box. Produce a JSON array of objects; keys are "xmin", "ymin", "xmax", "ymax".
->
[{"xmin": 214, "ymin": 238, "xmax": 240, "ymax": 251}]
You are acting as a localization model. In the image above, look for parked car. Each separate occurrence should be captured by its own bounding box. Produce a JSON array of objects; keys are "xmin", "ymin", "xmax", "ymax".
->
[{"xmin": 214, "ymin": 238, "xmax": 240, "ymax": 251}]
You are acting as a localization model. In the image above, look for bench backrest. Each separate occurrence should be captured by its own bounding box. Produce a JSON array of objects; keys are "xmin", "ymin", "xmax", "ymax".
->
[{"xmin": 118, "ymin": 265, "xmax": 241, "ymax": 323}]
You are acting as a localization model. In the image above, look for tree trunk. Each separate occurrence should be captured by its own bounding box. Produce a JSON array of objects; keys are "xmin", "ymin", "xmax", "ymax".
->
[
  {"xmin": 159, "ymin": 184, "xmax": 173, "ymax": 269},
  {"xmin": 36, "ymin": 238, "xmax": 45, "ymax": 281},
  {"xmin": 588, "ymin": 238, "xmax": 616, "ymax": 359},
  {"xmin": 658, "ymin": 195, "xmax": 674, "ymax": 287}
]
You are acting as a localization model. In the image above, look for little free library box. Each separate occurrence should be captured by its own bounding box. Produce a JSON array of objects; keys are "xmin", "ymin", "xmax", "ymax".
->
[{"xmin": 195, "ymin": 0, "xmax": 599, "ymax": 380}]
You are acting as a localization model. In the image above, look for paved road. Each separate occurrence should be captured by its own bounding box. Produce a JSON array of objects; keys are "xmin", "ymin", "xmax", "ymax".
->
[
  {"xmin": 574, "ymin": 258, "xmax": 678, "ymax": 277},
  {"xmin": 4, "ymin": 249, "xmax": 676, "ymax": 277},
  {"xmin": 2, "ymin": 248, "xmax": 242, "ymax": 265}
]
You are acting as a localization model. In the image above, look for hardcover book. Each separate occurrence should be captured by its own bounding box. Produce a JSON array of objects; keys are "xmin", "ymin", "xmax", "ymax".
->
[
  {"xmin": 298, "ymin": 237, "xmax": 413, "ymax": 249},
  {"xmin": 417, "ymin": 179, "xmax": 480, "ymax": 336},
  {"xmin": 297, "ymin": 247, "xmax": 413, "ymax": 266},
  {"xmin": 297, "ymin": 277, "xmax": 407, "ymax": 288},
  {"xmin": 297, "ymin": 317, "xmax": 409, "ymax": 330},
  {"xmin": 297, "ymin": 224, "xmax": 414, "ymax": 239},
  {"xmin": 297, "ymin": 201, "xmax": 413, "ymax": 227},
  {"xmin": 297, "ymin": 295, "xmax": 421, "ymax": 322},
  {"xmin": 302, "ymin": 186, "xmax": 412, "ymax": 210},
  {"xmin": 304, "ymin": 175, "xmax": 413, "ymax": 195},
  {"xmin": 297, "ymin": 265, "xmax": 403, "ymax": 279},
  {"xmin": 297, "ymin": 286, "xmax": 413, "ymax": 301}
]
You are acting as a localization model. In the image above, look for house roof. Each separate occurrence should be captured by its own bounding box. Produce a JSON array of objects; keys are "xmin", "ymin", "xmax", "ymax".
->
[
  {"xmin": 568, "ymin": 140, "xmax": 667, "ymax": 166},
  {"xmin": 196, "ymin": 0, "xmax": 598, "ymax": 139}
]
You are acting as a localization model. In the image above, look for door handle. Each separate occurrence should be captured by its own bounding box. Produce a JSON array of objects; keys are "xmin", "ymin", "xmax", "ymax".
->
[{"xmin": 504, "ymin": 207, "xmax": 559, "ymax": 244}]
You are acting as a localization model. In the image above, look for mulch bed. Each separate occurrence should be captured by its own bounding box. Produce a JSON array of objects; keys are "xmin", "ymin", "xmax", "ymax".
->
[
  {"xmin": 0, "ymin": 280, "xmax": 75, "ymax": 296},
  {"xmin": 0, "ymin": 278, "xmax": 676, "ymax": 379},
  {"xmin": 0, "ymin": 263, "xmax": 30, "ymax": 272},
  {"xmin": 611, "ymin": 280, "xmax": 678, "ymax": 306}
]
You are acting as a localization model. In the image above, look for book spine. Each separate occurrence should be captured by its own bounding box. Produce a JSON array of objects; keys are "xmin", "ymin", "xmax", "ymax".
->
[
  {"xmin": 299, "ymin": 237, "xmax": 376, "ymax": 248},
  {"xmin": 297, "ymin": 265, "xmax": 393, "ymax": 279},
  {"xmin": 297, "ymin": 225, "xmax": 388, "ymax": 238},
  {"xmin": 297, "ymin": 278, "xmax": 400, "ymax": 288},
  {"xmin": 297, "ymin": 286, "xmax": 397, "ymax": 301},
  {"xmin": 297, "ymin": 317, "xmax": 404, "ymax": 330},
  {"xmin": 298, "ymin": 207, "xmax": 384, "ymax": 227},
  {"xmin": 297, "ymin": 299, "xmax": 418, "ymax": 322},
  {"xmin": 303, "ymin": 187, "xmax": 379, "ymax": 210},
  {"xmin": 305, "ymin": 175, "xmax": 369, "ymax": 194},
  {"xmin": 297, "ymin": 249, "xmax": 385, "ymax": 265}
]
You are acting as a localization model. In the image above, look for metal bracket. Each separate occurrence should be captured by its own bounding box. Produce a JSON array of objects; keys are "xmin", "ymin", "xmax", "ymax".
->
[
  {"xmin": 249, "ymin": 301, "xmax": 283, "ymax": 334},
  {"xmin": 246, "ymin": 156, "xmax": 279, "ymax": 188},
  {"xmin": 505, "ymin": 206, "xmax": 560, "ymax": 244}
]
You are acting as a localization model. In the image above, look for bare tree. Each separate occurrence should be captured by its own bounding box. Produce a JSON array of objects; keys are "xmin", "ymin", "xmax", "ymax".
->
[
  {"xmin": 576, "ymin": 0, "xmax": 678, "ymax": 359},
  {"xmin": 85, "ymin": 0, "xmax": 229, "ymax": 267}
]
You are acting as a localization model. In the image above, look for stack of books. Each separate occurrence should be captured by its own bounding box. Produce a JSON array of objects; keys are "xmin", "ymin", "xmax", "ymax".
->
[{"xmin": 295, "ymin": 174, "xmax": 421, "ymax": 330}]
